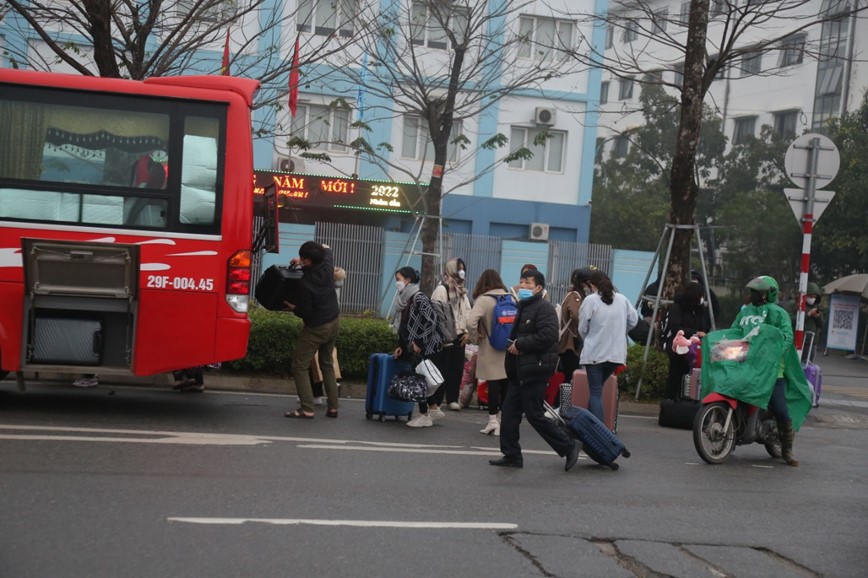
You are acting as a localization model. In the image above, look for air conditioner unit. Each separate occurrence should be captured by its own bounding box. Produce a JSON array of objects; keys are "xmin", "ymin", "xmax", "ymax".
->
[
  {"xmin": 275, "ymin": 155, "xmax": 305, "ymax": 172},
  {"xmin": 529, "ymin": 222, "xmax": 550, "ymax": 241},
  {"xmin": 534, "ymin": 107, "xmax": 556, "ymax": 126}
]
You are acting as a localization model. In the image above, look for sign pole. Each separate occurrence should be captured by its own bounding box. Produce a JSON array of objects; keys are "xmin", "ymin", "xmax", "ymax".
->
[
  {"xmin": 784, "ymin": 133, "xmax": 839, "ymax": 360},
  {"xmin": 793, "ymin": 137, "xmax": 821, "ymax": 356}
]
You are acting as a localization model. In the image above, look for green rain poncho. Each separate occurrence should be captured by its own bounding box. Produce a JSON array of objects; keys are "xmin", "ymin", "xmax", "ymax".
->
[{"xmin": 700, "ymin": 303, "xmax": 813, "ymax": 430}]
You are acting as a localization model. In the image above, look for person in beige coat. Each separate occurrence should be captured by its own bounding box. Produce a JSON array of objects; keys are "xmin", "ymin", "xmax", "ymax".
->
[
  {"xmin": 557, "ymin": 267, "xmax": 592, "ymax": 382},
  {"xmin": 466, "ymin": 269, "xmax": 511, "ymax": 435}
]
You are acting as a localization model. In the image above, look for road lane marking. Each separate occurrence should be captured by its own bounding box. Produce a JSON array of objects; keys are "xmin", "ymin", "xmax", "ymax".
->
[
  {"xmin": 168, "ymin": 517, "xmax": 518, "ymax": 530},
  {"xmin": 0, "ymin": 424, "xmax": 570, "ymax": 456}
]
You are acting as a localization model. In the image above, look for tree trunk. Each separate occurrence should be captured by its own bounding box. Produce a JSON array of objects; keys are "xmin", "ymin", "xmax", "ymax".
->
[
  {"xmin": 666, "ymin": 0, "xmax": 710, "ymax": 298},
  {"xmin": 419, "ymin": 44, "xmax": 465, "ymax": 294},
  {"xmin": 83, "ymin": 0, "xmax": 121, "ymax": 78}
]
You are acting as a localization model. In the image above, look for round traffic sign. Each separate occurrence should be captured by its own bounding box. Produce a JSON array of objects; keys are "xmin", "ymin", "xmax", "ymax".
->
[{"xmin": 784, "ymin": 133, "xmax": 840, "ymax": 189}]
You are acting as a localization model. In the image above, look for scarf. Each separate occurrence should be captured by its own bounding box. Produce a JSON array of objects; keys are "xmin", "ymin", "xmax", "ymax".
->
[
  {"xmin": 443, "ymin": 258, "xmax": 467, "ymax": 300},
  {"xmin": 391, "ymin": 282, "xmax": 421, "ymax": 333}
]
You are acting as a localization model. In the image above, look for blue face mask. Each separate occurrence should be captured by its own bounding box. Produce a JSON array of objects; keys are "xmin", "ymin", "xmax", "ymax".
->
[{"xmin": 517, "ymin": 288, "xmax": 534, "ymax": 300}]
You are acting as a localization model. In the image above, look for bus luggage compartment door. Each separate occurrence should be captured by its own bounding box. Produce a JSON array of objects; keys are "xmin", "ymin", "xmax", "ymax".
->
[{"xmin": 22, "ymin": 239, "xmax": 139, "ymax": 370}]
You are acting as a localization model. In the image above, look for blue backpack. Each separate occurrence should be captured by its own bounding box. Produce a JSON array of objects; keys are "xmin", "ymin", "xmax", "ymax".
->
[{"xmin": 488, "ymin": 294, "xmax": 518, "ymax": 350}]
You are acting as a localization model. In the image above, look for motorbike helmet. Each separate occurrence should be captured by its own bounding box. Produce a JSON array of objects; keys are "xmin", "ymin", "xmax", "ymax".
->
[{"xmin": 746, "ymin": 275, "xmax": 779, "ymax": 305}]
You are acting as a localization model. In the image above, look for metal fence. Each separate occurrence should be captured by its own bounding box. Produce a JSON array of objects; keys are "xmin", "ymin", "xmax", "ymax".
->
[
  {"xmin": 293, "ymin": 222, "xmax": 612, "ymax": 315},
  {"xmin": 546, "ymin": 240, "xmax": 612, "ymax": 305},
  {"xmin": 315, "ymin": 221, "xmax": 385, "ymax": 314},
  {"xmin": 442, "ymin": 232, "xmax": 504, "ymax": 297}
]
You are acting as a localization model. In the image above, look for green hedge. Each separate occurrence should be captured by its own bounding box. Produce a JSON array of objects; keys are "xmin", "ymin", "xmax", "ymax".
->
[
  {"xmin": 617, "ymin": 343, "xmax": 670, "ymax": 401},
  {"xmin": 223, "ymin": 308, "xmax": 398, "ymax": 380},
  {"xmin": 228, "ymin": 310, "xmax": 674, "ymax": 400}
]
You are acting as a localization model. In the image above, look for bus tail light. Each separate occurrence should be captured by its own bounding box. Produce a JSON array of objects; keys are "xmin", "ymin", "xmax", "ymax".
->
[{"xmin": 226, "ymin": 249, "xmax": 251, "ymax": 313}]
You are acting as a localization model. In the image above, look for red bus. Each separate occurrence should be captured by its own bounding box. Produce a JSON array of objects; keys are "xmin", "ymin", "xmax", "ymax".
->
[{"xmin": 0, "ymin": 69, "xmax": 261, "ymax": 385}]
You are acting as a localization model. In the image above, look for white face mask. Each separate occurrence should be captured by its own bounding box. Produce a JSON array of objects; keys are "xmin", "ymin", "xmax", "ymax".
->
[
  {"xmin": 458, "ymin": 270, "xmax": 466, "ymax": 280},
  {"xmin": 700, "ymin": 298, "xmax": 706, "ymax": 306},
  {"xmin": 807, "ymin": 297, "xmax": 816, "ymax": 305},
  {"xmin": 396, "ymin": 280, "xmax": 406, "ymax": 291}
]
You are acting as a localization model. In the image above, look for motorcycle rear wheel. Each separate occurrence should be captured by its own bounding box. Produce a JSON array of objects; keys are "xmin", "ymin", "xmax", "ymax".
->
[{"xmin": 693, "ymin": 402, "xmax": 735, "ymax": 464}]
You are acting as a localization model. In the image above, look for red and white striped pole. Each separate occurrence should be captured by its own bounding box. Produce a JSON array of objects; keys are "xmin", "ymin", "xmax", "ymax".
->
[{"xmin": 794, "ymin": 214, "xmax": 813, "ymax": 355}]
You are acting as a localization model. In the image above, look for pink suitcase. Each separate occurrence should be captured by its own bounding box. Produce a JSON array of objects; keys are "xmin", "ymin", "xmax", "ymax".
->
[{"xmin": 570, "ymin": 369, "xmax": 619, "ymax": 432}]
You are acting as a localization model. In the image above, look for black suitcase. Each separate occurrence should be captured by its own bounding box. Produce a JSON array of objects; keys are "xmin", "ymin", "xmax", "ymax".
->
[
  {"xmin": 254, "ymin": 265, "xmax": 305, "ymax": 311},
  {"xmin": 658, "ymin": 398, "xmax": 700, "ymax": 430},
  {"xmin": 32, "ymin": 317, "xmax": 102, "ymax": 365}
]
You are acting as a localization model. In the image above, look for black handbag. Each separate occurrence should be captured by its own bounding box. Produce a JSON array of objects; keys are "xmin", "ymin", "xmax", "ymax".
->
[{"xmin": 387, "ymin": 373, "xmax": 428, "ymax": 402}]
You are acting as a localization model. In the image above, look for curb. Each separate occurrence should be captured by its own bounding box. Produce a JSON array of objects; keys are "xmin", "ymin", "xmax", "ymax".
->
[{"xmin": 21, "ymin": 370, "xmax": 662, "ymax": 416}]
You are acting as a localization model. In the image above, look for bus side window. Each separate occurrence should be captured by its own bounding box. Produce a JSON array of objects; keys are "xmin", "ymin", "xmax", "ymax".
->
[{"xmin": 180, "ymin": 132, "xmax": 218, "ymax": 226}]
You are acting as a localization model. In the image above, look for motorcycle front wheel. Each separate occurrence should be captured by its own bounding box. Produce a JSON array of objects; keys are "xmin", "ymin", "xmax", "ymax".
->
[{"xmin": 693, "ymin": 402, "xmax": 736, "ymax": 464}]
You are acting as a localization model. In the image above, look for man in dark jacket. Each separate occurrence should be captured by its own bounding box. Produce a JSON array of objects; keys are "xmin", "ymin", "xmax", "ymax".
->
[
  {"xmin": 283, "ymin": 241, "xmax": 340, "ymax": 419},
  {"xmin": 489, "ymin": 270, "xmax": 580, "ymax": 471}
]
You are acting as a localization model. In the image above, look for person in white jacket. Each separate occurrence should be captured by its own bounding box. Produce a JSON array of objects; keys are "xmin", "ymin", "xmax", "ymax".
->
[
  {"xmin": 431, "ymin": 258, "xmax": 472, "ymax": 410},
  {"xmin": 578, "ymin": 270, "xmax": 638, "ymax": 424}
]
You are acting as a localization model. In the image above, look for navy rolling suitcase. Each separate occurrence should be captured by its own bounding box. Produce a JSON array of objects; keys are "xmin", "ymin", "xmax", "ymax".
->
[
  {"xmin": 560, "ymin": 404, "xmax": 630, "ymax": 470},
  {"xmin": 365, "ymin": 353, "xmax": 415, "ymax": 421}
]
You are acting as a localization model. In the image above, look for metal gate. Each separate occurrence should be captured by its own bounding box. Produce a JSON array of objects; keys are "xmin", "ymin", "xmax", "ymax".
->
[
  {"xmin": 442, "ymin": 232, "xmax": 504, "ymax": 297},
  {"xmin": 546, "ymin": 240, "xmax": 612, "ymax": 305},
  {"xmin": 315, "ymin": 222, "xmax": 384, "ymax": 314}
]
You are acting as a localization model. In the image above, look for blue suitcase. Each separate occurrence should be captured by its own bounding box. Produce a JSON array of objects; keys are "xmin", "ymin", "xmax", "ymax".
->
[
  {"xmin": 561, "ymin": 405, "xmax": 630, "ymax": 470},
  {"xmin": 365, "ymin": 353, "xmax": 415, "ymax": 422}
]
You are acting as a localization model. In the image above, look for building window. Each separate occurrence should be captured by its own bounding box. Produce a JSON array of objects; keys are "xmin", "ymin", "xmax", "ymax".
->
[
  {"xmin": 600, "ymin": 81, "xmax": 609, "ymax": 104},
  {"xmin": 297, "ymin": 0, "xmax": 356, "ymax": 37},
  {"xmin": 778, "ymin": 34, "xmax": 806, "ymax": 67},
  {"xmin": 411, "ymin": 2, "xmax": 469, "ymax": 50},
  {"xmin": 508, "ymin": 126, "xmax": 566, "ymax": 173},
  {"xmin": 401, "ymin": 116, "xmax": 462, "ymax": 162},
  {"xmin": 291, "ymin": 103, "xmax": 350, "ymax": 152},
  {"xmin": 773, "ymin": 110, "xmax": 799, "ymax": 139},
  {"xmin": 623, "ymin": 21, "xmax": 637, "ymax": 43},
  {"xmin": 645, "ymin": 70, "xmax": 663, "ymax": 84},
  {"xmin": 739, "ymin": 52, "xmax": 762, "ymax": 76},
  {"xmin": 595, "ymin": 137, "xmax": 606, "ymax": 163},
  {"xmin": 732, "ymin": 117, "xmax": 757, "ymax": 145},
  {"xmin": 679, "ymin": 1, "xmax": 691, "ymax": 25},
  {"xmin": 613, "ymin": 135, "xmax": 629, "ymax": 157},
  {"xmin": 812, "ymin": 7, "xmax": 849, "ymax": 131},
  {"xmin": 653, "ymin": 8, "xmax": 668, "ymax": 34},
  {"xmin": 177, "ymin": 0, "xmax": 235, "ymax": 22},
  {"xmin": 673, "ymin": 63, "xmax": 684, "ymax": 87},
  {"xmin": 518, "ymin": 14, "xmax": 575, "ymax": 62},
  {"xmin": 710, "ymin": 0, "xmax": 726, "ymax": 18},
  {"xmin": 618, "ymin": 77, "xmax": 634, "ymax": 100},
  {"xmin": 605, "ymin": 24, "xmax": 614, "ymax": 49}
]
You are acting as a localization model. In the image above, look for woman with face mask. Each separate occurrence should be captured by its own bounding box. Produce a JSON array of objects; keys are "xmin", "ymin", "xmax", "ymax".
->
[
  {"xmin": 431, "ymin": 258, "xmax": 472, "ymax": 410},
  {"xmin": 557, "ymin": 268, "xmax": 593, "ymax": 382},
  {"xmin": 392, "ymin": 267, "xmax": 444, "ymax": 427}
]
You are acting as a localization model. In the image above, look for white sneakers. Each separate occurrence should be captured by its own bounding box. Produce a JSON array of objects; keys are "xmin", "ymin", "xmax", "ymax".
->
[
  {"xmin": 448, "ymin": 402, "xmax": 461, "ymax": 411},
  {"xmin": 428, "ymin": 407, "xmax": 446, "ymax": 421},
  {"xmin": 407, "ymin": 414, "xmax": 433, "ymax": 428},
  {"xmin": 72, "ymin": 376, "xmax": 98, "ymax": 388}
]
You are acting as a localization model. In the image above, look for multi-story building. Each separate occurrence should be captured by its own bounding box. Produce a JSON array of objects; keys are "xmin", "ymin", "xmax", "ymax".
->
[{"xmin": 596, "ymin": 0, "xmax": 865, "ymax": 159}]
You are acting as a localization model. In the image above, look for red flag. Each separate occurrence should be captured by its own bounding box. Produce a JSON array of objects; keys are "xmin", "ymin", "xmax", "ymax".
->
[
  {"xmin": 221, "ymin": 28, "xmax": 231, "ymax": 75},
  {"xmin": 288, "ymin": 37, "xmax": 300, "ymax": 117}
]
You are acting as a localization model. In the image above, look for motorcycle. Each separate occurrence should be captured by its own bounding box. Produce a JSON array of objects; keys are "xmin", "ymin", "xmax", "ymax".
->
[{"xmin": 692, "ymin": 392, "xmax": 782, "ymax": 464}]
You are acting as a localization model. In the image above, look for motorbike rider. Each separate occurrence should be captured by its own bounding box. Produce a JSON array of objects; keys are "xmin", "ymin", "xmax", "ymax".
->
[{"xmin": 733, "ymin": 276, "xmax": 802, "ymax": 466}]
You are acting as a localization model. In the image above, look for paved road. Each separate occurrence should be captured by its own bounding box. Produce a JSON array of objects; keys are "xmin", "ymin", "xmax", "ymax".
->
[{"xmin": 1, "ymin": 374, "xmax": 867, "ymax": 577}]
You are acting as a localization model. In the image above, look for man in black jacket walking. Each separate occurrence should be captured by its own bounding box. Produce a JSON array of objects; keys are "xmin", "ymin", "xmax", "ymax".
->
[
  {"xmin": 489, "ymin": 270, "xmax": 580, "ymax": 471},
  {"xmin": 283, "ymin": 241, "xmax": 340, "ymax": 419}
]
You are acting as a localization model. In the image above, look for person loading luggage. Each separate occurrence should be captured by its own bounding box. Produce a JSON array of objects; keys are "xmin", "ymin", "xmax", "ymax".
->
[{"xmin": 489, "ymin": 269, "xmax": 579, "ymax": 471}]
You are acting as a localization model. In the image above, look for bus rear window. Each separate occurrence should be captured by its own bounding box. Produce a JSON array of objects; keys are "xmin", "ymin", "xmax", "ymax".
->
[{"xmin": 0, "ymin": 87, "xmax": 226, "ymax": 234}]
